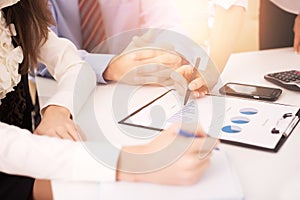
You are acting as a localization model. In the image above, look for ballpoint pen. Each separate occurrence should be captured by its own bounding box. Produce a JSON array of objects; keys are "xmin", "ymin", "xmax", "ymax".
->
[{"xmin": 183, "ymin": 57, "xmax": 201, "ymax": 105}]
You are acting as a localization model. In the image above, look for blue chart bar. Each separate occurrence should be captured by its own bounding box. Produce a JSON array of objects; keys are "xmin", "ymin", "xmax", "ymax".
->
[{"xmin": 222, "ymin": 125, "xmax": 241, "ymax": 134}]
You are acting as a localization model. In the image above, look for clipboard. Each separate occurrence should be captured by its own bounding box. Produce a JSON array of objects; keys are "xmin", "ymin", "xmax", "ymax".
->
[
  {"xmin": 119, "ymin": 89, "xmax": 300, "ymax": 152},
  {"xmin": 222, "ymin": 108, "xmax": 300, "ymax": 152}
]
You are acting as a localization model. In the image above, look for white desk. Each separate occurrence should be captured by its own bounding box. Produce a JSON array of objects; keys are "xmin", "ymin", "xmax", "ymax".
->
[
  {"xmin": 216, "ymin": 48, "xmax": 300, "ymax": 200},
  {"xmin": 36, "ymin": 48, "xmax": 300, "ymax": 200}
]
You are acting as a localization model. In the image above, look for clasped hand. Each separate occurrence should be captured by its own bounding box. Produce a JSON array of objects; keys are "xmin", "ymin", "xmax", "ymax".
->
[
  {"xmin": 104, "ymin": 30, "xmax": 208, "ymax": 96},
  {"xmin": 104, "ymin": 30, "xmax": 184, "ymax": 85}
]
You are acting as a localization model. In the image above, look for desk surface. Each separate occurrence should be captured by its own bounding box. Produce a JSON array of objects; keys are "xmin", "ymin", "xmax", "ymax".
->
[
  {"xmin": 37, "ymin": 48, "xmax": 300, "ymax": 200},
  {"xmin": 219, "ymin": 48, "xmax": 300, "ymax": 200}
]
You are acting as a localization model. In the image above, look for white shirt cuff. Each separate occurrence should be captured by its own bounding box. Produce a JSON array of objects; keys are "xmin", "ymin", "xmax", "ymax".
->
[{"xmin": 80, "ymin": 51, "xmax": 115, "ymax": 84}]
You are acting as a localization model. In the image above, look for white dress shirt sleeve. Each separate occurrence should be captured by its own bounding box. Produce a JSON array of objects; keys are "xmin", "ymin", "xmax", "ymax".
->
[
  {"xmin": 214, "ymin": 0, "xmax": 248, "ymax": 10},
  {"xmin": 0, "ymin": 122, "xmax": 119, "ymax": 182},
  {"xmin": 38, "ymin": 30, "xmax": 96, "ymax": 117}
]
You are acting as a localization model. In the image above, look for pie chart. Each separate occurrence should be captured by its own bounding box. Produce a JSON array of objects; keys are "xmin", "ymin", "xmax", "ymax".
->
[
  {"xmin": 240, "ymin": 108, "xmax": 258, "ymax": 115},
  {"xmin": 222, "ymin": 125, "xmax": 242, "ymax": 133},
  {"xmin": 231, "ymin": 116, "xmax": 250, "ymax": 124}
]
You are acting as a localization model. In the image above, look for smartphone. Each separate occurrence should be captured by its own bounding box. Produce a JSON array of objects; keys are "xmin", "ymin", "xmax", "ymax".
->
[{"xmin": 219, "ymin": 82, "xmax": 282, "ymax": 101}]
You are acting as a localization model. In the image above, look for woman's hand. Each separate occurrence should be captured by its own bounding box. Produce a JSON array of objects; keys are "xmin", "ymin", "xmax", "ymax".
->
[
  {"xmin": 34, "ymin": 105, "xmax": 81, "ymax": 141},
  {"xmin": 116, "ymin": 125, "xmax": 218, "ymax": 185},
  {"xmin": 171, "ymin": 65, "xmax": 209, "ymax": 98}
]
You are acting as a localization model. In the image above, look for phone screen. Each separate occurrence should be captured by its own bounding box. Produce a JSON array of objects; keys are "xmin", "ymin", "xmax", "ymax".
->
[
  {"xmin": 224, "ymin": 84, "xmax": 275, "ymax": 96},
  {"xmin": 220, "ymin": 83, "xmax": 282, "ymax": 101}
]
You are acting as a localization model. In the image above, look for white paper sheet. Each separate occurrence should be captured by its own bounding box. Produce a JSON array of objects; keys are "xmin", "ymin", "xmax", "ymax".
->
[{"xmin": 99, "ymin": 150, "xmax": 244, "ymax": 200}]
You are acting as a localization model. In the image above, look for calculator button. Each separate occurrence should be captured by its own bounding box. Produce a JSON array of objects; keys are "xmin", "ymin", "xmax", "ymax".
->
[{"xmin": 269, "ymin": 73, "xmax": 275, "ymax": 77}]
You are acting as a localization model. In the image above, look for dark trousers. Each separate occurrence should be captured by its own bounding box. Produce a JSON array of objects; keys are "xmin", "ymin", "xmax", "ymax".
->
[
  {"xmin": 259, "ymin": 0, "xmax": 297, "ymax": 50},
  {"xmin": 0, "ymin": 174, "xmax": 34, "ymax": 200}
]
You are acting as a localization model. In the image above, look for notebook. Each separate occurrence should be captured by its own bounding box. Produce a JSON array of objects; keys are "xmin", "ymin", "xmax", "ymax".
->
[{"xmin": 99, "ymin": 150, "xmax": 244, "ymax": 200}]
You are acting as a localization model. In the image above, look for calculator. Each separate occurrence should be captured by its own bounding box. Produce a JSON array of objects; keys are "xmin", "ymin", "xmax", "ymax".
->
[{"xmin": 264, "ymin": 70, "xmax": 300, "ymax": 91}]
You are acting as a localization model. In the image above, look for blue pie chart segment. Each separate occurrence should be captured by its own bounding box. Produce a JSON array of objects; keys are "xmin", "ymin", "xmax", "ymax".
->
[
  {"xmin": 240, "ymin": 108, "xmax": 258, "ymax": 115},
  {"xmin": 222, "ymin": 125, "xmax": 241, "ymax": 134},
  {"xmin": 231, "ymin": 116, "xmax": 250, "ymax": 124}
]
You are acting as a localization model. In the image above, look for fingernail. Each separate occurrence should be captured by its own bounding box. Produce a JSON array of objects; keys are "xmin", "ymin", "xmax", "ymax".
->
[
  {"xmin": 193, "ymin": 92, "xmax": 200, "ymax": 98},
  {"xmin": 199, "ymin": 92, "xmax": 206, "ymax": 97},
  {"xmin": 189, "ymin": 83, "xmax": 196, "ymax": 90}
]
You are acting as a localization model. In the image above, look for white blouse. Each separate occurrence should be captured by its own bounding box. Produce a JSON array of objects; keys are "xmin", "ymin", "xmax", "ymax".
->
[
  {"xmin": 0, "ymin": 1, "xmax": 118, "ymax": 183},
  {"xmin": 38, "ymin": 30, "xmax": 97, "ymax": 117},
  {"xmin": 0, "ymin": 11, "xmax": 22, "ymax": 102}
]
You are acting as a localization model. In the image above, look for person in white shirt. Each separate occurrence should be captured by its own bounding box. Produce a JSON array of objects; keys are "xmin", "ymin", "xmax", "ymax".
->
[
  {"xmin": 0, "ymin": 0, "xmax": 215, "ymax": 199},
  {"xmin": 0, "ymin": 0, "xmax": 97, "ymax": 198}
]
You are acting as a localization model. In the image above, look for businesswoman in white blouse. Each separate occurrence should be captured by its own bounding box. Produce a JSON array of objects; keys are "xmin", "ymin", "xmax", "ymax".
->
[{"xmin": 0, "ymin": 0, "xmax": 214, "ymax": 199}]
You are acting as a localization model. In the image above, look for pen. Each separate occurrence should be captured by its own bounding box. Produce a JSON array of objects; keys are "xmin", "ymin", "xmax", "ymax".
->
[
  {"xmin": 183, "ymin": 57, "xmax": 201, "ymax": 106},
  {"xmin": 177, "ymin": 129, "xmax": 220, "ymax": 151}
]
